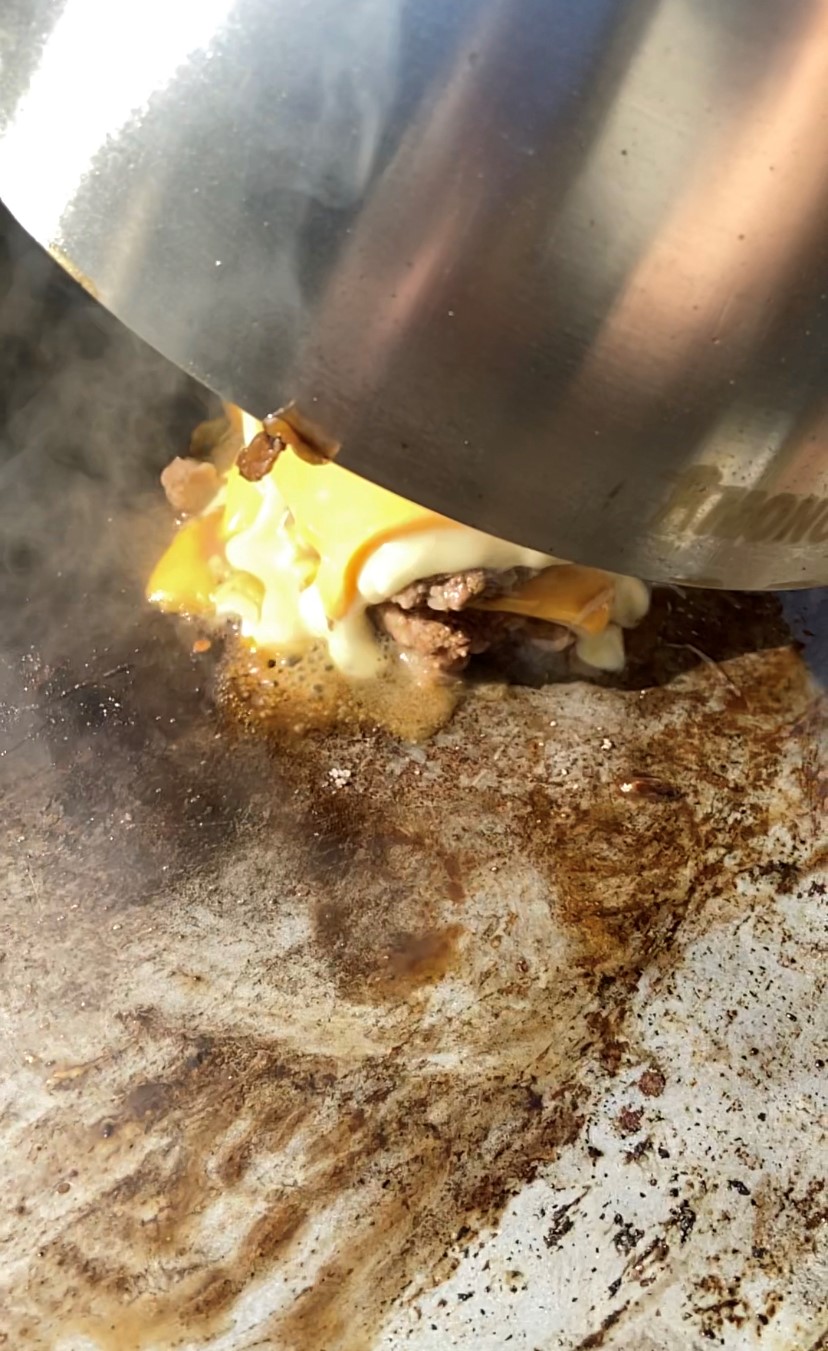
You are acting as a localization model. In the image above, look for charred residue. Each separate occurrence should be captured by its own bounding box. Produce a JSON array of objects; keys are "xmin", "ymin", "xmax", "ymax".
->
[{"xmin": 13, "ymin": 1008, "xmax": 589, "ymax": 1351}]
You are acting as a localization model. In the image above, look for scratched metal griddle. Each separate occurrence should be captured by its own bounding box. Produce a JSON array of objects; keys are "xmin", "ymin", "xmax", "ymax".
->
[{"xmin": 0, "ymin": 205, "xmax": 826, "ymax": 1351}]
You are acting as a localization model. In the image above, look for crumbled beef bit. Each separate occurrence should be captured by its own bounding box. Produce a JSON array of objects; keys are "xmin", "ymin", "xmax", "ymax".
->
[
  {"xmin": 388, "ymin": 578, "xmax": 436, "ymax": 610},
  {"xmin": 237, "ymin": 430, "xmax": 285, "ymax": 482},
  {"xmin": 389, "ymin": 578, "xmax": 444, "ymax": 611},
  {"xmin": 372, "ymin": 603, "xmax": 477, "ymax": 674},
  {"xmin": 160, "ymin": 457, "xmax": 220, "ymax": 515},
  {"xmin": 371, "ymin": 602, "xmax": 572, "ymax": 675},
  {"xmin": 391, "ymin": 566, "xmax": 540, "ymax": 612}
]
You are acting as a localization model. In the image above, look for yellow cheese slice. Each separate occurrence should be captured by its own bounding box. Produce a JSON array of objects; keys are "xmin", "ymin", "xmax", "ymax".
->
[
  {"xmin": 474, "ymin": 565, "xmax": 615, "ymax": 635},
  {"xmin": 271, "ymin": 450, "xmax": 462, "ymax": 620},
  {"xmin": 146, "ymin": 510, "xmax": 224, "ymax": 614},
  {"xmin": 222, "ymin": 464, "xmax": 264, "ymax": 537}
]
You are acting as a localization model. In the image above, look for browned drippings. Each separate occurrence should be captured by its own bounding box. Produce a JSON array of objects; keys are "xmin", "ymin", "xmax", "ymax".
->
[{"xmin": 218, "ymin": 635, "xmax": 463, "ymax": 744}]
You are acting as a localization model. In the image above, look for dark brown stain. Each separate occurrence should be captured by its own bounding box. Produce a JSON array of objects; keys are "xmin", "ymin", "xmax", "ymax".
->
[
  {"xmin": 313, "ymin": 900, "xmax": 462, "ymax": 1000},
  {"xmin": 300, "ymin": 788, "xmax": 467, "ymax": 1003},
  {"xmin": 584, "ymin": 1009, "xmax": 629, "ymax": 1076},
  {"xmin": 122, "ymin": 1081, "xmax": 173, "ymax": 1121},
  {"xmin": 799, "ymin": 1178, "xmax": 828, "ymax": 1233},
  {"xmin": 615, "ymin": 774, "xmax": 683, "ymax": 800},
  {"xmin": 521, "ymin": 784, "xmax": 700, "ymax": 974},
  {"xmin": 0, "ymin": 588, "xmax": 824, "ymax": 1351},
  {"xmin": 574, "ymin": 1303, "xmax": 631, "ymax": 1349},
  {"xmin": 22, "ymin": 1012, "xmax": 588, "ymax": 1351},
  {"xmin": 693, "ymin": 1271, "xmax": 750, "ymax": 1338},
  {"xmin": 638, "ymin": 1067, "xmax": 666, "ymax": 1097},
  {"xmin": 439, "ymin": 849, "xmax": 467, "ymax": 904},
  {"xmin": 615, "ymin": 1106, "xmax": 644, "ymax": 1137},
  {"xmin": 520, "ymin": 639, "xmax": 823, "ymax": 983},
  {"xmin": 381, "ymin": 926, "xmax": 463, "ymax": 988}
]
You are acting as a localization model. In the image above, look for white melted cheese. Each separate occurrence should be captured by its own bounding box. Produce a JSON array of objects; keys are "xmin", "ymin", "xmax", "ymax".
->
[
  {"xmin": 359, "ymin": 530, "xmax": 555, "ymax": 605},
  {"xmin": 212, "ymin": 412, "xmax": 650, "ymax": 677}
]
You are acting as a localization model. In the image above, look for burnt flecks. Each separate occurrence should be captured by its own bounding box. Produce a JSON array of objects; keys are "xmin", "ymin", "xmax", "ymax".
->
[
  {"xmin": 728, "ymin": 1179, "xmax": 751, "ymax": 1197},
  {"xmin": 670, "ymin": 1199, "xmax": 698, "ymax": 1245},
  {"xmin": 693, "ymin": 1272, "xmax": 750, "ymax": 1340},
  {"xmin": 623, "ymin": 1135, "xmax": 653, "ymax": 1164},
  {"xmin": 612, "ymin": 1215, "xmax": 645, "ymax": 1255},
  {"xmin": 745, "ymin": 858, "xmax": 802, "ymax": 893},
  {"xmin": 1, "ymin": 199, "xmax": 825, "ymax": 1351},
  {"xmin": 624, "ymin": 1234, "xmax": 670, "ymax": 1286},
  {"xmin": 543, "ymin": 1196, "xmax": 582, "ymax": 1251},
  {"xmin": 0, "ymin": 590, "xmax": 822, "ymax": 1351}
]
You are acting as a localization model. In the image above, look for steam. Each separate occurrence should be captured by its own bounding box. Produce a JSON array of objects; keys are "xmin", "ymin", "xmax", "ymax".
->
[{"xmin": 0, "ymin": 202, "xmax": 219, "ymax": 663}]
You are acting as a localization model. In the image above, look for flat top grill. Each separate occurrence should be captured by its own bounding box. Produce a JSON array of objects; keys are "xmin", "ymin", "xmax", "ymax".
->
[{"xmin": 0, "ymin": 204, "xmax": 825, "ymax": 1351}]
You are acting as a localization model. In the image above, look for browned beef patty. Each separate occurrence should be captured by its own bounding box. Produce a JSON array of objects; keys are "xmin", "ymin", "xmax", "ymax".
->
[
  {"xmin": 371, "ymin": 584, "xmax": 572, "ymax": 675},
  {"xmin": 371, "ymin": 603, "xmax": 477, "ymax": 673},
  {"xmin": 389, "ymin": 567, "xmax": 540, "ymax": 612}
]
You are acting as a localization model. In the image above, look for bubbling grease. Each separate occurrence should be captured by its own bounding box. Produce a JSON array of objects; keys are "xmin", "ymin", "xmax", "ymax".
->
[{"xmin": 218, "ymin": 633, "xmax": 463, "ymax": 744}]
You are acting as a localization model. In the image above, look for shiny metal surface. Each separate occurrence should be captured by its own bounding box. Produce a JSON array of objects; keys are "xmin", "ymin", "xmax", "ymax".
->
[{"xmin": 1, "ymin": 0, "xmax": 827, "ymax": 588}]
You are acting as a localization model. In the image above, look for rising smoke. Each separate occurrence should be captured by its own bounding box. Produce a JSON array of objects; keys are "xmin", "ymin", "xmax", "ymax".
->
[{"xmin": 0, "ymin": 201, "xmax": 221, "ymax": 663}]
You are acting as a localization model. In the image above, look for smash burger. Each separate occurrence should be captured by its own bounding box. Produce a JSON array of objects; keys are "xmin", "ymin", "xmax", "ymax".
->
[{"xmin": 148, "ymin": 411, "xmax": 649, "ymax": 679}]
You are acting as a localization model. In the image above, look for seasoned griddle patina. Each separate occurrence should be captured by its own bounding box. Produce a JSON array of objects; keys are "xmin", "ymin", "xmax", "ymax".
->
[{"xmin": 0, "ymin": 208, "xmax": 825, "ymax": 1351}]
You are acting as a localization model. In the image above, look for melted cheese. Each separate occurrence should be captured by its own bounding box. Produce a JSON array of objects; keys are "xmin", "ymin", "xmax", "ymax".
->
[
  {"xmin": 272, "ymin": 447, "xmax": 464, "ymax": 620},
  {"xmin": 147, "ymin": 510, "xmax": 224, "ymax": 614},
  {"xmin": 147, "ymin": 411, "xmax": 650, "ymax": 676},
  {"xmin": 473, "ymin": 565, "xmax": 615, "ymax": 635}
]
